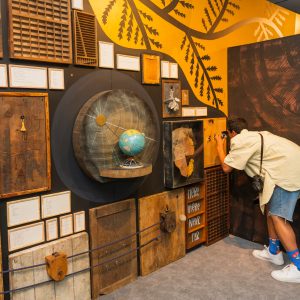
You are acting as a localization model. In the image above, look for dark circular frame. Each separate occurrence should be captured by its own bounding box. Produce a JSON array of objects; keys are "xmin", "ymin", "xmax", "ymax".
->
[{"xmin": 51, "ymin": 69, "xmax": 160, "ymax": 203}]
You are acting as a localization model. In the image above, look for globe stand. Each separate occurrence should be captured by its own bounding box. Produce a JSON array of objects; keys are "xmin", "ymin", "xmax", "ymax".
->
[
  {"xmin": 120, "ymin": 157, "xmax": 144, "ymax": 169},
  {"xmin": 99, "ymin": 163, "xmax": 152, "ymax": 178}
]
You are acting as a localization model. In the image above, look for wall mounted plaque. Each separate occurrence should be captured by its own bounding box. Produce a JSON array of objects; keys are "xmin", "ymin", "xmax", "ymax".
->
[
  {"xmin": 41, "ymin": 191, "xmax": 71, "ymax": 219},
  {"xmin": 162, "ymin": 79, "xmax": 182, "ymax": 118},
  {"xmin": 7, "ymin": 196, "xmax": 40, "ymax": 227},
  {"xmin": 9, "ymin": 65, "xmax": 48, "ymax": 89},
  {"xmin": 0, "ymin": 93, "xmax": 51, "ymax": 199},
  {"xmin": 8, "ymin": 222, "xmax": 45, "ymax": 251},
  {"xmin": 48, "ymin": 68, "xmax": 65, "ymax": 90},
  {"xmin": 74, "ymin": 211, "xmax": 85, "ymax": 233},
  {"xmin": 181, "ymin": 90, "xmax": 189, "ymax": 106},
  {"xmin": 142, "ymin": 54, "xmax": 160, "ymax": 84},
  {"xmin": 0, "ymin": 64, "xmax": 7, "ymax": 87},
  {"xmin": 60, "ymin": 214, "xmax": 73, "ymax": 237},
  {"xmin": 73, "ymin": 11, "xmax": 98, "ymax": 66},
  {"xmin": 116, "ymin": 54, "xmax": 140, "ymax": 71},
  {"xmin": 99, "ymin": 41, "xmax": 114, "ymax": 68},
  {"xmin": 8, "ymin": 0, "xmax": 72, "ymax": 63},
  {"xmin": 46, "ymin": 218, "xmax": 58, "ymax": 241}
]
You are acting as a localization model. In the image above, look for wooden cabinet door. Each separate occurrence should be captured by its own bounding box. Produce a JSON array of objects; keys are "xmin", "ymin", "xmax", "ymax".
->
[{"xmin": 89, "ymin": 199, "xmax": 137, "ymax": 298}]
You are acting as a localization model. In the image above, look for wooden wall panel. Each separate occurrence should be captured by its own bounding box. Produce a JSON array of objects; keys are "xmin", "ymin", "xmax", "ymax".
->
[
  {"xmin": 202, "ymin": 118, "xmax": 227, "ymax": 168},
  {"xmin": 139, "ymin": 189, "xmax": 186, "ymax": 276},
  {"xmin": 9, "ymin": 233, "xmax": 90, "ymax": 300},
  {"xmin": 0, "ymin": 1, "xmax": 3, "ymax": 58},
  {"xmin": 73, "ymin": 11, "xmax": 97, "ymax": 66},
  {"xmin": 0, "ymin": 93, "xmax": 51, "ymax": 199},
  {"xmin": 8, "ymin": 0, "xmax": 72, "ymax": 63},
  {"xmin": 89, "ymin": 199, "xmax": 137, "ymax": 299},
  {"xmin": 0, "ymin": 230, "xmax": 3, "ymax": 300}
]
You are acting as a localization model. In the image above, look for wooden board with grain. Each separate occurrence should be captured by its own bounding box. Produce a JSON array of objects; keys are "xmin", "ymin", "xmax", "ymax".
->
[
  {"xmin": 0, "ymin": 93, "xmax": 51, "ymax": 199},
  {"xmin": 0, "ymin": 230, "xmax": 3, "ymax": 300},
  {"xmin": 9, "ymin": 232, "xmax": 90, "ymax": 300},
  {"xmin": 139, "ymin": 189, "xmax": 186, "ymax": 276},
  {"xmin": 90, "ymin": 199, "xmax": 137, "ymax": 299},
  {"xmin": 202, "ymin": 117, "xmax": 227, "ymax": 168}
]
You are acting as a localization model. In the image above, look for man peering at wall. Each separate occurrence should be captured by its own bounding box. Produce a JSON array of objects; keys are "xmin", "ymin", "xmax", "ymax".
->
[{"xmin": 215, "ymin": 117, "xmax": 300, "ymax": 283}]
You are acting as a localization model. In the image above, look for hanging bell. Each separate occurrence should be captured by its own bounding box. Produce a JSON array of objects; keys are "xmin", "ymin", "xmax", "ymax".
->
[{"xmin": 20, "ymin": 116, "xmax": 26, "ymax": 132}]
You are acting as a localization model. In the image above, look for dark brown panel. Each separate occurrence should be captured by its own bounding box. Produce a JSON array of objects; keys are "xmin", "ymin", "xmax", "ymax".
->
[
  {"xmin": 89, "ymin": 199, "xmax": 137, "ymax": 299},
  {"xmin": 0, "ymin": 93, "xmax": 51, "ymax": 198},
  {"xmin": 8, "ymin": 0, "xmax": 72, "ymax": 63}
]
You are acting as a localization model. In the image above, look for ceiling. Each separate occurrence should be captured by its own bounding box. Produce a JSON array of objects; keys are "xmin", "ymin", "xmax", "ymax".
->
[{"xmin": 268, "ymin": 0, "xmax": 300, "ymax": 14}]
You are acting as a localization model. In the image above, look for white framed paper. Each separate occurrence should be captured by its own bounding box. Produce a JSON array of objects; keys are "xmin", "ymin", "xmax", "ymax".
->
[
  {"xmin": 7, "ymin": 196, "xmax": 40, "ymax": 227},
  {"xmin": 8, "ymin": 222, "xmax": 45, "ymax": 252},
  {"xmin": 48, "ymin": 68, "xmax": 65, "ymax": 90},
  {"xmin": 9, "ymin": 64, "xmax": 48, "ymax": 89},
  {"xmin": 60, "ymin": 214, "xmax": 73, "ymax": 237},
  {"xmin": 161, "ymin": 60, "xmax": 170, "ymax": 78},
  {"xmin": 41, "ymin": 191, "xmax": 71, "ymax": 219},
  {"xmin": 0, "ymin": 64, "xmax": 8, "ymax": 87},
  {"xmin": 116, "ymin": 54, "xmax": 140, "ymax": 71},
  {"xmin": 182, "ymin": 107, "xmax": 196, "ymax": 117},
  {"xmin": 195, "ymin": 107, "xmax": 208, "ymax": 116},
  {"xmin": 46, "ymin": 218, "xmax": 58, "ymax": 241},
  {"xmin": 170, "ymin": 62, "xmax": 179, "ymax": 79},
  {"xmin": 71, "ymin": 0, "xmax": 83, "ymax": 10},
  {"xmin": 73, "ymin": 211, "xmax": 85, "ymax": 233},
  {"xmin": 99, "ymin": 41, "xmax": 114, "ymax": 68}
]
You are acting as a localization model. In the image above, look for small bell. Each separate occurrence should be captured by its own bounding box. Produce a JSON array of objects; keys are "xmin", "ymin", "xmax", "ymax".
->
[{"xmin": 20, "ymin": 116, "xmax": 26, "ymax": 132}]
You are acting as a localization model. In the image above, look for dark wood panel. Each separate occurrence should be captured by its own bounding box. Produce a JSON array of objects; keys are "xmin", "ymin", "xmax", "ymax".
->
[
  {"xmin": 0, "ymin": 93, "xmax": 51, "ymax": 198},
  {"xmin": 89, "ymin": 199, "xmax": 137, "ymax": 299}
]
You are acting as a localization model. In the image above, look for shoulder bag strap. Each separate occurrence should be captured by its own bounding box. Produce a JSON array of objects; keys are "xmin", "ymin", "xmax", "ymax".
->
[{"xmin": 258, "ymin": 133, "xmax": 264, "ymax": 175}]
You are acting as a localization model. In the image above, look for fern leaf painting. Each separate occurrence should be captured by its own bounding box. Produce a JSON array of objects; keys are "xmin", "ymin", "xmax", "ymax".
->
[{"xmin": 89, "ymin": 0, "xmax": 298, "ymax": 115}]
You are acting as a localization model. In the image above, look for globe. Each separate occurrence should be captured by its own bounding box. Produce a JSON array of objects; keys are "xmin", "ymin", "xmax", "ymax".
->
[{"xmin": 118, "ymin": 129, "xmax": 146, "ymax": 156}]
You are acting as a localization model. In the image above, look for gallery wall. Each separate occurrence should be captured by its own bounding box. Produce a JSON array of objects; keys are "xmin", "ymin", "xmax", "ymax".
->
[{"xmin": 0, "ymin": 0, "xmax": 300, "ymax": 298}]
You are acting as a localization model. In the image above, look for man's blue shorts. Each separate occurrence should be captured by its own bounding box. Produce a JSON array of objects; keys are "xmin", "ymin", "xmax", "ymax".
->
[{"xmin": 268, "ymin": 186, "xmax": 300, "ymax": 222}]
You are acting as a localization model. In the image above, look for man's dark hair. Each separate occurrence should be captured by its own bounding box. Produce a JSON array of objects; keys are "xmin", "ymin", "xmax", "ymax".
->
[{"xmin": 227, "ymin": 118, "xmax": 248, "ymax": 134}]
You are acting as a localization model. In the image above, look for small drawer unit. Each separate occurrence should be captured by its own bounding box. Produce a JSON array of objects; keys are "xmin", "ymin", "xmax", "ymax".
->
[{"xmin": 185, "ymin": 182, "xmax": 206, "ymax": 249}]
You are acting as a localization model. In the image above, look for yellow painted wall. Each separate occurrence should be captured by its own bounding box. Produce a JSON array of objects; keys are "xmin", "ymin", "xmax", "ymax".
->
[{"xmin": 89, "ymin": 0, "xmax": 299, "ymax": 115}]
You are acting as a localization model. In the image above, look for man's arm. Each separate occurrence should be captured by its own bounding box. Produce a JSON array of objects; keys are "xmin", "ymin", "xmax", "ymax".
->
[{"xmin": 215, "ymin": 135, "xmax": 233, "ymax": 173}]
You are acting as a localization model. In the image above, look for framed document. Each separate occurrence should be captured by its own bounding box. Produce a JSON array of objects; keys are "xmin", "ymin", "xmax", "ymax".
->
[
  {"xmin": 0, "ymin": 64, "xmax": 8, "ymax": 87},
  {"xmin": 7, "ymin": 196, "xmax": 40, "ymax": 227},
  {"xmin": 72, "ymin": 0, "xmax": 83, "ymax": 10},
  {"xmin": 41, "ymin": 191, "xmax": 71, "ymax": 219},
  {"xmin": 46, "ymin": 218, "xmax": 58, "ymax": 241},
  {"xmin": 73, "ymin": 211, "xmax": 85, "ymax": 233},
  {"xmin": 162, "ymin": 79, "xmax": 182, "ymax": 118},
  {"xmin": 116, "ymin": 54, "xmax": 140, "ymax": 71},
  {"xmin": 195, "ymin": 107, "xmax": 207, "ymax": 116},
  {"xmin": 60, "ymin": 214, "xmax": 73, "ymax": 237},
  {"xmin": 181, "ymin": 90, "xmax": 189, "ymax": 106},
  {"xmin": 99, "ymin": 41, "xmax": 114, "ymax": 68},
  {"xmin": 9, "ymin": 65, "xmax": 48, "ymax": 89},
  {"xmin": 142, "ymin": 54, "xmax": 160, "ymax": 84},
  {"xmin": 48, "ymin": 68, "xmax": 65, "ymax": 90},
  {"xmin": 182, "ymin": 107, "xmax": 196, "ymax": 117},
  {"xmin": 170, "ymin": 62, "xmax": 179, "ymax": 79},
  {"xmin": 8, "ymin": 222, "xmax": 45, "ymax": 251},
  {"xmin": 161, "ymin": 60, "xmax": 170, "ymax": 78}
]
